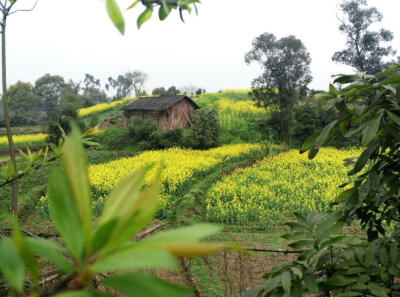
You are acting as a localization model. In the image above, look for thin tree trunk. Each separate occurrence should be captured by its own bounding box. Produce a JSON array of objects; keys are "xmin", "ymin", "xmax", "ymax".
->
[{"xmin": 1, "ymin": 15, "xmax": 18, "ymax": 216}]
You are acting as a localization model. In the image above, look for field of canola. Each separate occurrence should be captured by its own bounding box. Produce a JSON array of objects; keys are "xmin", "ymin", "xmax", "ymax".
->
[
  {"xmin": 88, "ymin": 144, "xmax": 262, "ymax": 212},
  {"xmin": 78, "ymin": 97, "xmax": 134, "ymax": 117},
  {"xmin": 0, "ymin": 133, "xmax": 48, "ymax": 149},
  {"xmin": 206, "ymin": 147, "xmax": 361, "ymax": 226}
]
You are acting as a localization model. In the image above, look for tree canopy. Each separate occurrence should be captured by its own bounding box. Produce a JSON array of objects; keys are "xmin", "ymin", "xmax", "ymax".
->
[{"xmin": 332, "ymin": 0, "xmax": 397, "ymax": 74}]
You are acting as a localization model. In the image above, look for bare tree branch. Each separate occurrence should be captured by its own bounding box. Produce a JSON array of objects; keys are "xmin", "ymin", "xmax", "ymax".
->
[{"xmin": 8, "ymin": 0, "xmax": 38, "ymax": 16}]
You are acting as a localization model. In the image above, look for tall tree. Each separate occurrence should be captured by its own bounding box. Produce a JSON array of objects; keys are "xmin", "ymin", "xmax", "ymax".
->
[
  {"xmin": 0, "ymin": 0, "xmax": 39, "ymax": 215},
  {"xmin": 126, "ymin": 71, "xmax": 148, "ymax": 97},
  {"xmin": 333, "ymin": 0, "xmax": 396, "ymax": 74},
  {"xmin": 34, "ymin": 74, "xmax": 66, "ymax": 121},
  {"xmin": 166, "ymin": 86, "xmax": 179, "ymax": 96},
  {"xmin": 245, "ymin": 33, "xmax": 312, "ymax": 145}
]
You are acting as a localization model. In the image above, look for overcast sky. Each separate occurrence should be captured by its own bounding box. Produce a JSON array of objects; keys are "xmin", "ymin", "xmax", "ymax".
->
[{"xmin": 4, "ymin": 0, "xmax": 400, "ymax": 93}]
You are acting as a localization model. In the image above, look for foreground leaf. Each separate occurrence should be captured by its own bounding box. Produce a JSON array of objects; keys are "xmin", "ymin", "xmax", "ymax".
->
[{"xmin": 102, "ymin": 273, "xmax": 192, "ymax": 297}]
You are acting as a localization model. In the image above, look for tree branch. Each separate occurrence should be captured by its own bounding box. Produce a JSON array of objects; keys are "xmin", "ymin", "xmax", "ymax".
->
[
  {"xmin": 8, "ymin": 0, "xmax": 38, "ymax": 16},
  {"xmin": 0, "ymin": 155, "xmax": 58, "ymax": 188}
]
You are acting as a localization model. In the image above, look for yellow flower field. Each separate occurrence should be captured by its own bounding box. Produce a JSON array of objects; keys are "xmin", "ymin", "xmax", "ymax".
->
[
  {"xmin": 0, "ymin": 133, "xmax": 47, "ymax": 148},
  {"xmin": 89, "ymin": 143, "xmax": 262, "ymax": 207},
  {"xmin": 78, "ymin": 97, "xmax": 134, "ymax": 117},
  {"xmin": 206, "ymin": 147, "xmax": 361, "ymax": 226}
]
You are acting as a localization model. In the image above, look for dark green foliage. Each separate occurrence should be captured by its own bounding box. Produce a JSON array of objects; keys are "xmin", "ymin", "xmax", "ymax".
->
[
  {"xmin": 95, "ymin": 126, "xmax": 131, "ymax": 150},
  {"xmin": 333, "ymin": 0, "xmax": 397, "ymax": 74},
  {"xmin": 47, "ymin": 105, "xmax": 86, "ymax": 144},
  {"xmin": 127, "ymin": 116, "xmax": 158, "ymax": 142},
  {"xmin": 245, "ymin": 33, "xmax": 312, "ymax": 145},
  {"xmin": 245, "ymin": 65, "xmax": 400, "ymax": 297},
  {"xmin": 157, "ymin": 128, "xmax": 184, "ymax": 149},
  {"xmin": 189, "ymin": 109, "xmax": 220, "ymax": 149}
]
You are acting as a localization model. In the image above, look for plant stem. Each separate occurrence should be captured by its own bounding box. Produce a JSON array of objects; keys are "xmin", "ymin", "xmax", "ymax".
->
[{"xmin": 1, "ymin": 13, "xmax": 18, "ymax": 216}]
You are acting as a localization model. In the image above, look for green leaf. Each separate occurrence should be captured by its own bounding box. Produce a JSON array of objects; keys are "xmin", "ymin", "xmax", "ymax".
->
[
  {"xmin": 325, "ymin": 274, "xmax": 356, "ymax": 286},
  {"xmin": 264, "ymin": 276, "xmax": 280, "ymax": 293},
  {"xmin": 314, "ymin": 120, "xmax": 338, "ymax": 148},
  {"xmin": 379, "ymin": 72, "xmax": 400, "ymax": 85},
  {"xmin": 8, "ymin": 215, "xmax": 39, "ymax": 288},
  {"xmin": 333, "ymin": 74, "xmax": 361, "ymax": 84},
  {"xmin": 127, "ymin": 0, "xmax": 140, "ymax": 10},
  {"xmin": 159, "ymin": 2, "xmax": 173, "ymax": 20},
  {"xmin": 138, "ymin": 223, "xmax": 221, "ymax": 244},
  {"xmin": 26, "ymin": 238, "xmax": 73, "ymax": 273},
  {"xmin": 90, "ymin": 218, "xmax": 118, "ymax": 253},
  {"xmin": 376, "ymin": 64, "xmax": 399, "ymax": 78},
  {"xmin": 362, "ymin": 114, "xmax": 382, "ymax": 145},
  {"xmin": 281, "ymin": 271, "xmax": 291, "ymax": 293},
  {"xmin": 62, "ymin": 124, "xmax": 92, "ymax": 246},
  {"xmin": 390, "ymin": 242, "xmax": 398, "ymax": 262},
  {"xmin": 289, "ymin": 240, "xmax": 314, "ymax": 249},
  {"xmin": 379, "ymin": 247, "xmax": 388, "ymax": 266},
  {"xmin": 300, "ymin": 129, "xmax": 321, "ymax": 154},
  {"xmin": 106, "ymin": 0, "xmax": 125, "ymax": 34},
  {"xmin": 314, "ymin": 92, "xmax": 333, "ymax": 100},
  {"xmin": 0, "ymin": 238, "xmax": 25, "ymax": 292},
  {"xmin": 137, "ymin": 8, "xmax": 153, "ymax": 29},
  {"xmin": 101, "ymin": 167, "xmax": 162, "ymax": 253},
  {"xmin": 304, "ymin": 274, "xmax": 318, "ymax": 293},
  {"xmin": 91, "ymin": 249, "xmax": 177, "ymax": 273},
  {"xmin": 351, "ymin": 140, "xmax": 379, "ymax": 174},
  {"xmin": 329, "ymin": 84, "xmax": 339, "ymax": 95},
  {"xmin": 102, "ymin": 273, "xmax": 192, "ymax": 297},
  {"xmin": 47, "ymin": 167, "xmax": 85, "ymax": 260},
  {"xmin": 126, "ymin": 224, "xmax": 223, "ymax": 257},
  {"xmin": 291, "ymin": 281, "xmax": 303, "ymax": 297},
  {"xmin": 290, "ymin": 267, "xmax": 303, "ymax": 279},
  {"xmin": 387, "ymin": 111, "xmax": 400, "ymax": 125}
]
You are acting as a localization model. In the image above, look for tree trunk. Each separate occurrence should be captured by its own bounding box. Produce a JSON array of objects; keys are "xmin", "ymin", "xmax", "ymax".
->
[{"xmin": 1, "ymin": 16, "xmax": 18, "ymax": 216}]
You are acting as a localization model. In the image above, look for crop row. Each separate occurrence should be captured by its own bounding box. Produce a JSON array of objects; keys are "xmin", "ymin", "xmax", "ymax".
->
[
  {"xmin": 0, "ymin": 133, "xmax": 48, "ymax": 149},
  {"xmin": 206, "ymin": 147, "xmax": 361, "ymax": 227}
]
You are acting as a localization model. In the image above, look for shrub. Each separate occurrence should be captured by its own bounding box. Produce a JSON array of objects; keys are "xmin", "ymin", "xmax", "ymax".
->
[
  {"xmin": 189, "ymin": 108, "xmax": 220, "ymax": 149},
  {"xmin": 127, "ymin": 116, "xmax": 157, "ymax": 142},
  {"xmin": 47, "ymin": 105, "xmax": 85, "ymax": 144},
  {"xmin": 95, "ymin": 126, "xmax": 130, "ymax": 150},
  {"xmin": 158, "ymin": 128, "xmax": 184, "ymax": 148}
]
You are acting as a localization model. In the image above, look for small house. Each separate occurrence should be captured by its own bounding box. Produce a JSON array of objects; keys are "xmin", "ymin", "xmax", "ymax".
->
[{"xmin": 122, "ymin": 96, "xmax": 200, "ymax": 131}]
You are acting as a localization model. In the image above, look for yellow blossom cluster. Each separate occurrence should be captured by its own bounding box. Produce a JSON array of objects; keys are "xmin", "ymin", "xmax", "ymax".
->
[
  {"xmin": 0, "ymin": 133, "xmax": 47, "ymax": 147},
  {"xmin": 78, "ymin": 97, "xmax": 134, "ymax": 117},
  {"xmin": 88, "ymin": 143, "xmax": 262, "ymax": 207},
  {"xmin": 217, "ymin": 98, "xmax": 270, "ymax": 115},
  {"xmin": 206, "ymin": 147, "xmax": 362, "ymax": 226}
]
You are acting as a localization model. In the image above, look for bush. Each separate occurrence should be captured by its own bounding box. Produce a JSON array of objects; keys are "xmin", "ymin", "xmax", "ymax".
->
[
  {"xmin": 127, "ymin": 116, "xmax": 157, "ymax": 142},
  {"xmin": 158, "ymin": 128, "xmax": 184, "ymax": 148},
  {"xmin": 47, "ymin": 105, "xmax": 85, "ymax": 144},
  {"xmin": 189, "ymin": 108, "xmax": 220, "ymax": 149},
  {"xmin": 95, "ymin": 126, "xmax": 130, "ymax": 150}
]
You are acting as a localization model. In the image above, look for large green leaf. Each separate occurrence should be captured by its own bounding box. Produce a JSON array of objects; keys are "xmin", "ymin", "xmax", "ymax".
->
[
  {"xmin": 137, "ymin": 8, "xmax": 153, "ymax": 29},
  {"xmin": 314, "ymin": 120, "xmax": 338, "ymax": 148},
  {"xmin": 47, "ymin": 167, "xmax": 85, "ymax": 260},
  {"xmin": 333, "ymin": 74, "xmax": 360, "ymax": 84},
  {"xmin": 299, "ymin": 129, "xmax": 321, "ymax": 154},
  {"xmin": 281, "ymin": 271, "xmax": 291, "ymax": 293},
  {"xmin": 0, "ymin": 238, "xmax": 25, "ymax": 292},
  {"xmin": 106, "ymin": 0, "xmax": 125, "ymax": 34},
  {"xmin": 91, "ymin": 249, "xmax": 177, "ymax": 273},
  {"xmin": 128, "ymin": 223, "xmax": 223, "ymax": 257},
  {"xmin": 26, "ymin": 238, "xmax": 73, "ymax": 273},
  {"xmin": 9, "ymin": 216, "xmax": 39, "ymax": 288},
  {"xmin": 102, "ymin": 273, "xmax": 192, "ymax": 297},
  {"xmin": 62, "ymin": 124, "xmax": 92, "ymax": 246},
  {"xmin": 101, "ymin": 167, "xmax": 162, "ymax": 253},
  {"xmin": 362, "ymin": 114, "xmax": 382, "ymax": 145},
  {"xmin": 376, "ymin": 64, "xmax": 399, "ymax": 78}
]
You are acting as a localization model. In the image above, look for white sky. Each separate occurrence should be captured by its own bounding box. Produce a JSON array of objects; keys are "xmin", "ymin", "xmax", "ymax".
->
[{"xmin": 4, "ymin": 0, "xmax": 400, "ymax": 93}]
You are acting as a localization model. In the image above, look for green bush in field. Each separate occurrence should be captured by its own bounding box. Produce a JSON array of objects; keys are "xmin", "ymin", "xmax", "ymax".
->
[
  {"xmin": 189, "ymin": 108, "xmax": 220, "ymax": 149},
  {"xmin": 127, "ymin": 116, "xmax": 158, "ymax": 142}
]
